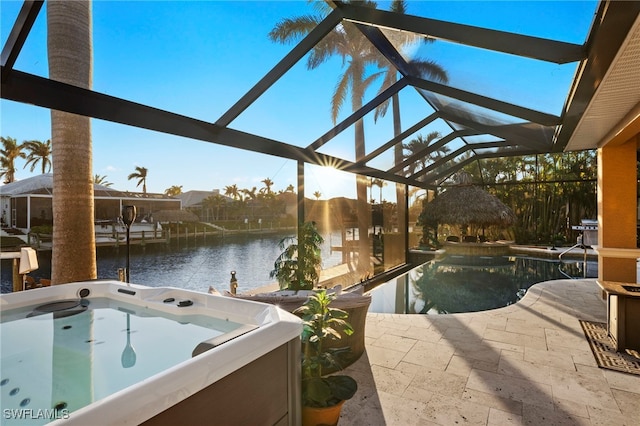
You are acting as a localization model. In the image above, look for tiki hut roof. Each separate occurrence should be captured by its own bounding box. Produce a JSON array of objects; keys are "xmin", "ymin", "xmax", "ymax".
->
[
  {"xmin": 423, "ymin": 173, "xmax": 516, "ymax": 228},
  {"xmin": 153, "ymin": 209, "xmax": 199, "ymax": 223}
]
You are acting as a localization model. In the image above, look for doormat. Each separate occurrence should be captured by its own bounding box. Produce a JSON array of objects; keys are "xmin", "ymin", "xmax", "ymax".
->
[{"xmin": 579, "ymin": 320, "xmax": 640, "ymax": 376}]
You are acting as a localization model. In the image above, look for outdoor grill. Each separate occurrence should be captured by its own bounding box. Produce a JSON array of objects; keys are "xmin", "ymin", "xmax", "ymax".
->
[{"xmin": 572, "ymin": 219, "xmax": 598, "ymax": 247}]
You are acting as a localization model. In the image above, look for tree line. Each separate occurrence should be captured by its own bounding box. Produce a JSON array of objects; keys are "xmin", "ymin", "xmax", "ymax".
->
[
  {"xmin": 0, "ymin": 137, "xmax": 52, "ymax": 182},
  {"xmin": 442, "ymin": 151, "xmax": 598, "ymax": 245},
  {"xmin": 2, "ymin": 137, "xmax": 600, "ymax": 245}
]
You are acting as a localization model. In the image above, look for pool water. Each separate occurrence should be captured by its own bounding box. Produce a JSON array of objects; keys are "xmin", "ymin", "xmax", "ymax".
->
[
  {"xmin": 0, "ymin": 298, "xmax": 243, "ymax": 423},
  {"xmin": 367, "ymin": 255, "xmax": 598, "ymax": 314}
]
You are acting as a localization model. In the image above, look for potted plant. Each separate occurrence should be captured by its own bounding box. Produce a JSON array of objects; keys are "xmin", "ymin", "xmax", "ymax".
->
[
  {"xmin": 270, "ymin": 221, "xmax": 324, "ymax": 291},
  {"xmin": 294, "ymin": 290, "xmax": 358, "ymax": 426}
]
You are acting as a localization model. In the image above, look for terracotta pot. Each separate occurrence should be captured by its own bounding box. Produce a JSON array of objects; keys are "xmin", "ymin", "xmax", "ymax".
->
[{"xmin": 301, "ymin": 400, "xmax": 345, "ymax": 426}]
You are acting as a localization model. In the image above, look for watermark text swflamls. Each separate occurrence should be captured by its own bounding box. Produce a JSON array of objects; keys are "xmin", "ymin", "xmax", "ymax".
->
[{"xmin": 3, "ymin": 408, "xmax": 70, "ymax": 420}]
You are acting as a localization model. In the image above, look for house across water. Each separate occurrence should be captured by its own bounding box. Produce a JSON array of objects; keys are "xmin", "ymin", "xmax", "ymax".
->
[{"xmin": 0, "ymin": 173, "xmax": 181, "ymax": 234}]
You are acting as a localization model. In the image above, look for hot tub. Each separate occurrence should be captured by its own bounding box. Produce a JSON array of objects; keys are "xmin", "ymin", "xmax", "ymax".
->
[{"xmin": 1, "ymin": 280, "xmax": 302, "ymax": 425}]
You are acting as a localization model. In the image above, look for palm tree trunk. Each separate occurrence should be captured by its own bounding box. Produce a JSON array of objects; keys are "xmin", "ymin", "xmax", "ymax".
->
[
  {"xmin": 48, "ymin": 1, "xmax": 97, "ymax": 284},
  {"xmin": 392, "ymin": 93, "xmax": 407, "ymax": 238},
  {"xmin": 383, "ymin": 92, "xmax": 408, "ymax": 266},
  {"xmin": 352, "ymin": 65, "xmax": 370, "ymax": 276}
]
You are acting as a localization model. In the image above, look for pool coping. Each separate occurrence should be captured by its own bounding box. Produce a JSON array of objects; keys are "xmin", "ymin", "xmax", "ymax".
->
[{"xmin": 338, "ymin": 278, "xmax": 639, "ymax": 425}]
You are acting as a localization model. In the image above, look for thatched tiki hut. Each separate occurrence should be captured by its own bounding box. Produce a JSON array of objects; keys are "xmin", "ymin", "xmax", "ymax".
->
[{"xmin": 422, "ymin": 172, "xmax": 516, "ymax": 240}]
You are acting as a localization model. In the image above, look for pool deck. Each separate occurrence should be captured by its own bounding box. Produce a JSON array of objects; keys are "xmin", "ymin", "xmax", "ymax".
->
[{"xmin": 339, "ymin": 279, "xmax": 639, "ymax": 425}]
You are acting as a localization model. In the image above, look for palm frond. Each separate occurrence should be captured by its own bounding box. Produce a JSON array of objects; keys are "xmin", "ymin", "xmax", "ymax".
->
[
  {"xmin": 267, "ymin": 15, "xmax": 321, "ymax": 43},
  {"xmin": 410, "ymin": 59, "xmax": 449, "ymax": 84},
  {"xmin": 308, "ymin": 40, "xmax": 340, "ymax": 69},
  {"xmin": 331, "ymin": 71, "xmax": 350, "ymax": 124}
]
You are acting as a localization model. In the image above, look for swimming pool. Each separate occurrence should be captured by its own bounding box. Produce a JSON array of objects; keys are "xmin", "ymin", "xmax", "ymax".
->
[{"xmin": 367, "ymin": 255, "xmax": 598, "ymax": 314}]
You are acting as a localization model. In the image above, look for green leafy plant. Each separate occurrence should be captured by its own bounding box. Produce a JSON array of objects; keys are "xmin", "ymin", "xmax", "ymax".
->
[
  {"xmin": 294, "ymin": 290, "xmax": 358, "ymax": 408},
  {"xmin": 270, "ymin": 221, "xmax": 323, "ymax": 291},
  {"xmin": 30, "ymin": 225, "xmax": 53, "ymax": 235},
  {"xmin": 417, "ymin": 199, "xmax": 439, "ymax": 249}
]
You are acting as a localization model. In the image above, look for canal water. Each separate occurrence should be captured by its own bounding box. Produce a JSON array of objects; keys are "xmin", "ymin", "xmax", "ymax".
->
[{"xmin": 1, "ymin": 231, "xmax": 344, "ymax": 295}]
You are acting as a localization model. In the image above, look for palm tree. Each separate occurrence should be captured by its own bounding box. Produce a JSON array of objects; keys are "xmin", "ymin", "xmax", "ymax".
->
[
  {"xmin": 403, "ymin": 131, "xmax": 442, "ymax": 175},
  {"xmin": 270, "ymin": 0, "xmax": 383, "ymax": 274},
  {"xmin": 240, "ymin": 186, "xmax": 257, "ymax": 218},
  {"xmin": 128, "ymin": 166, "xmax": 148, "ymax": 194},
  {"xmin": 0, "ymin": 136, "xmax": 25, "ymax": 183},
  {"xmin": 241, "ymin": 186, "xmax": 258, "ymax": 202},
  {"xmin": 48, "ymin": 0, "xmax": 96, "ymax": 284},
  {"xmin": 373, "ymin": 0, "xmax": 448, "ymax": 241},
  {"xmin": 313, "ymin": 191, "xmax": 322, "ymax": 200},
  {"xmin": 164, "ymin": 185, "xmax": 183, "ymax": 196},
  {"xmin": 428, "ymin": 144, "xmax": 452, "ymax": 179},
  {"xmin": 224, "ymin": 184, "xmax": 240, "ymax": 200},
  {"xmin": 22, "ymin": 139, "xmax": 52, "ymax": 174},
  {"xmin": 93, "ymin": 174, "xmax": 113, "ymax": 187},
  {"xmin": 204, "ymin": 194, "xmax": 227, "ymax": 221},
  {"xmin": 373, "ymin": 1, "xmax": 449, "ymax": 125},
  {"xmin": 228, "ymin": 197, "xmax": 247, "ymax": 221},
  {"xmin": 260, "ymin": 178, "xmax": 274, "ymax": 195}
]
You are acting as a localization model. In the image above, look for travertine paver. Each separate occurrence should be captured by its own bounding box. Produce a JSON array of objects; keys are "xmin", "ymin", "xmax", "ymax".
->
[
  {"xmin": 487, "ymin": 407, "xmax": 523, "ymax": 426},
  {"xmin": 339, "ymin": 279, "xmax": 640, "ymax": 425}
]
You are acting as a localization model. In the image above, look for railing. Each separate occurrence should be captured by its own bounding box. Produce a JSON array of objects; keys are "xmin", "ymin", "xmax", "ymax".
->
[{"xmin": 558, "ymin": 233, "xmax": 590, "ymax": 279}]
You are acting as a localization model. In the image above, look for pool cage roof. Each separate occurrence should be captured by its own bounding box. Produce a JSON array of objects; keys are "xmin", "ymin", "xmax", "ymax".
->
[{"xmin": 2, "ymin": 1, "xmax": 639, "ymax": 190}]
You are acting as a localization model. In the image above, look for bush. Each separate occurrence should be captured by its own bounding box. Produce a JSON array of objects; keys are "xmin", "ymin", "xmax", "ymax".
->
[{"xmin": 30, "ymin": 225, "xmax": 53, "ymax": 235}]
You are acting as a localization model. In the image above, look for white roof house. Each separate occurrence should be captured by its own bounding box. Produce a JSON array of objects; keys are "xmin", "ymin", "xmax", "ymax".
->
[{"xmin": 0, "ymin": 174, "xmax": 180, "ymax": 231}]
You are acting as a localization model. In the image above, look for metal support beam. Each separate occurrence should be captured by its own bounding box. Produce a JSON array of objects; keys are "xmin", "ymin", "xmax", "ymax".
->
[
  {"xmin": 338, "ymin": 12, "xmax": 476, "ymax": 150},
  {"xmin": 357, "ymin": 112, "xmax": 438, "ymax": 166},
  {"xmin": 410, "ymin": 141, "xmax": 512, "ymax": 179},
  {"xmin": 437, "ymin": 110, "xmax": 553, "ymax": 151},
  {"xmin": 333, "ymin": 2, "xmax": 554, "ymax": 168},
  {"xmin": 420, "ymin": 149, "xmax": 538, "ymax": 185},
  {"xmin": 388, "ymin": 129, "xmax": 476, "ymax": 174},
  {"xmin": 307, "ymin": 79, "xmax": 407, "ymax": 151},
  {"xmin": 297, "ymin": 160, "xmax": 305, "ymax": 225},
  {"xmin": 1, "ymin": 68, "xmax": 425, "ymax": 188},
  {"xmin": 1, "ymin": 0, "xmax": 43, "ymax": 82},
  {"xmin": 409, "ymin": 77, "xmax": 561, "ymax": 127},
  {"xmin": 337, "ymin": 2, "xmax": 586, "ymax": 64},
  {"xmin": 215, "ymin": 8, "xmax": 344, "ymax": 127}
]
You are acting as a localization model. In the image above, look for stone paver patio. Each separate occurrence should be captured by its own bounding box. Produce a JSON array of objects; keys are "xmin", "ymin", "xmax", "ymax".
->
[{"xmin": 339, "ymin": 279, "xmax": 639, "ymax": 425}]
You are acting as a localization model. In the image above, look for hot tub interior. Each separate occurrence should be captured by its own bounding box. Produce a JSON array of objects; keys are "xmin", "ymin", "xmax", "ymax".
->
[{"xmin": 1, "ymin": 281, "xmax": 301, "ymax": 425}]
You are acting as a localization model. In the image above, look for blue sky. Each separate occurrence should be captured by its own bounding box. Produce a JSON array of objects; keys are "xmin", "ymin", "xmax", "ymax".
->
[{"xmin": 0, "ymin": 0, "xmax": 597, "ymax": 200}]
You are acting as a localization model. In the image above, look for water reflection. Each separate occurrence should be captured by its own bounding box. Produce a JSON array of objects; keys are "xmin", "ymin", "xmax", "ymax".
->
[
  {"xmin": 1, "ymin": 232, "xmax": 344, "ymax": 294},
  {"xmin": 368, "ymin": 256, "xmax": 598, "ymax": 314}
]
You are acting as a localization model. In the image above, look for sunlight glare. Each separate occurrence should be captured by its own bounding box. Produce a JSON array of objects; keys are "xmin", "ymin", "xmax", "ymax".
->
[{"xmin": 306, "ymin": 164, "xmax": 355, "ymax": 200}]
